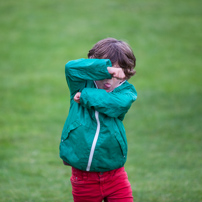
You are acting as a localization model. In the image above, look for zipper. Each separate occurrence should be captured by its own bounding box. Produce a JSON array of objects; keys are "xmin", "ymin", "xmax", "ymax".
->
[
  {"xmin": 86, "ymin": 81, "xmax": 126, "ymax": 171},
  {"xmin": 86, "ymin": 110, "xmax": 100, "ymax": 171}
]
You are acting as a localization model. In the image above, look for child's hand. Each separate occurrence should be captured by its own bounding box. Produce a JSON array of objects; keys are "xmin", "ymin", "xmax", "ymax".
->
[
  {"xmin": 74, "ymin": 92, "xmax": 81, "ymax": 103},
  {"xmin": 107, "ymin": 67, "xmax": 125, "ymax": 80}
]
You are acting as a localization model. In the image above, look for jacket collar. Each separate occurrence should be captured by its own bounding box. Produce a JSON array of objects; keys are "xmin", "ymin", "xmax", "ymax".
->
[{"xmin": 93, "ymin": 80, "xmax": 126, "ymax": 93}]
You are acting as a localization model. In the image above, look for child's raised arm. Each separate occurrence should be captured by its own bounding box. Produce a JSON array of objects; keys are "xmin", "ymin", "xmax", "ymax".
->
[
  {"xmin": 65, "ymin": 59, "xmax": 112, "ymax": 81},
  {"xmin": 65, "ymin": 58, "xmax": 112, "ymax": 97}
]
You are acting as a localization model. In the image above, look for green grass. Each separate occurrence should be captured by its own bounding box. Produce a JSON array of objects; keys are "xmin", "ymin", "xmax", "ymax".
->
[{"xmin": 0, "ymin": 0, "xmax": 202, "ymax": 201}]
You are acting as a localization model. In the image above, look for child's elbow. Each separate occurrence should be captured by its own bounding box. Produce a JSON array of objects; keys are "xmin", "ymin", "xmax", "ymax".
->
[
  {"xmin": 65, "ymin": 62, "xmax": 72, "ymax": 75},
  {"xmin": 65, "ymin": 61, "xmax": 76, "ymax": 79},
  {"xmin": 124, "ymin": 94, "xmax": 136, "ymax": 108}
]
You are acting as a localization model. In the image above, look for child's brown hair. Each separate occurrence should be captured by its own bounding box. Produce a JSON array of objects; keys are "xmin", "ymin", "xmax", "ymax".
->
[{"xmin": 88, "ymin": 38, "xmax": 136, "ymax": 80}]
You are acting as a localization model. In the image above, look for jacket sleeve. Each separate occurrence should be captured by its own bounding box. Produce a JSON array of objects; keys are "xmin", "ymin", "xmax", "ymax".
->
[
  {"xmin": 65, "ymin": 58, "xmax": 112, "ymax": 97},
  {"xmin": 79, "ymin": 87, "xmax": 137, "ymax": 120}
]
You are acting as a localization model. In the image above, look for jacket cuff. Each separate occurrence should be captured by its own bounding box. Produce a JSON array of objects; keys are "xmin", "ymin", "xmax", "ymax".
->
[{"xmin": 79, "ymin": 90, "xmax": 87, "ymax": 106}]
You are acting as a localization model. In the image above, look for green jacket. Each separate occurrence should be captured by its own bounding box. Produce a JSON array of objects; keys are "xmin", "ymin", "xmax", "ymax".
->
[{"xmin": 59, "ymin": 58, "xmax": 137, "ymax": 172}]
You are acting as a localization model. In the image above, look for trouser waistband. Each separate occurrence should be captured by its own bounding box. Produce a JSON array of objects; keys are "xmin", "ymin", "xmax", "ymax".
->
[{"xmin": 71, "ymin": 167, "xmax": 124, "ymax": 180}]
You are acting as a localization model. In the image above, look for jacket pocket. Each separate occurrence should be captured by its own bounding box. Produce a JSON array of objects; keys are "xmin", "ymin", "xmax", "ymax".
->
[
  {"xmin": 114, "ymin": 132, "xmax": 127, "ymax": 157},
  {"xmin": 61, "ymin": 120, "xmax": 81, "ymax": 141}
]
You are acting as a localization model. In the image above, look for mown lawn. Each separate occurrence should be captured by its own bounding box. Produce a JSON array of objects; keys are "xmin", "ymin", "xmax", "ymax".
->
[{"xmin": 0, "ymin": 0, "xmax": 201, "ymax": 201}]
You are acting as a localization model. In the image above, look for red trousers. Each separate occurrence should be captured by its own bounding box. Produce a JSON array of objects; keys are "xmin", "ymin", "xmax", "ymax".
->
[{"xmin": 70, "ymin": 167, "xmax": 133, "ymax": 202}]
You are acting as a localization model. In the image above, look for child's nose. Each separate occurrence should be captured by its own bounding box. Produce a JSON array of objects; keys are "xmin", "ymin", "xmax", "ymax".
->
[{"xmin": 104, "ymin": 78, "xmax": 112, "ymax": 82}]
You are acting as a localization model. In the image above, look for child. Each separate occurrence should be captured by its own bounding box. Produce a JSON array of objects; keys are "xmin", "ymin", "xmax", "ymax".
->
[{"xmin": 60, "ymin": 38, "xmax": 137, "ymax": 202}]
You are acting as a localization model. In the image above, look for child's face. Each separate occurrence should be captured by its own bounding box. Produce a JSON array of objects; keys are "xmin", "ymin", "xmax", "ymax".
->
[
  {"xmin": 95, "ymin": 77, "xmax": 123, "ymax": 92},
  {"xmin": 95, "ymin": 64, "xmax": 123, "ymax": 92}
]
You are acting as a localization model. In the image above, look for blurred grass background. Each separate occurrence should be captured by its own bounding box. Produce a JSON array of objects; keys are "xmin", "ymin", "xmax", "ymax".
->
[{"xmin": 0, "ymin": 0, "xmax": 201, "ymax": 201}]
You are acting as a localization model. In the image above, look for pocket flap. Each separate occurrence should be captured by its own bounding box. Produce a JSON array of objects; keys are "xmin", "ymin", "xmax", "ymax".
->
[
  {"xmin": 62, "ymin": 120, "xmax": 81, "ymax": 140},
  {"xmin": 114, "ymin": 132, "xmax": 127, "ymax": 157}
]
